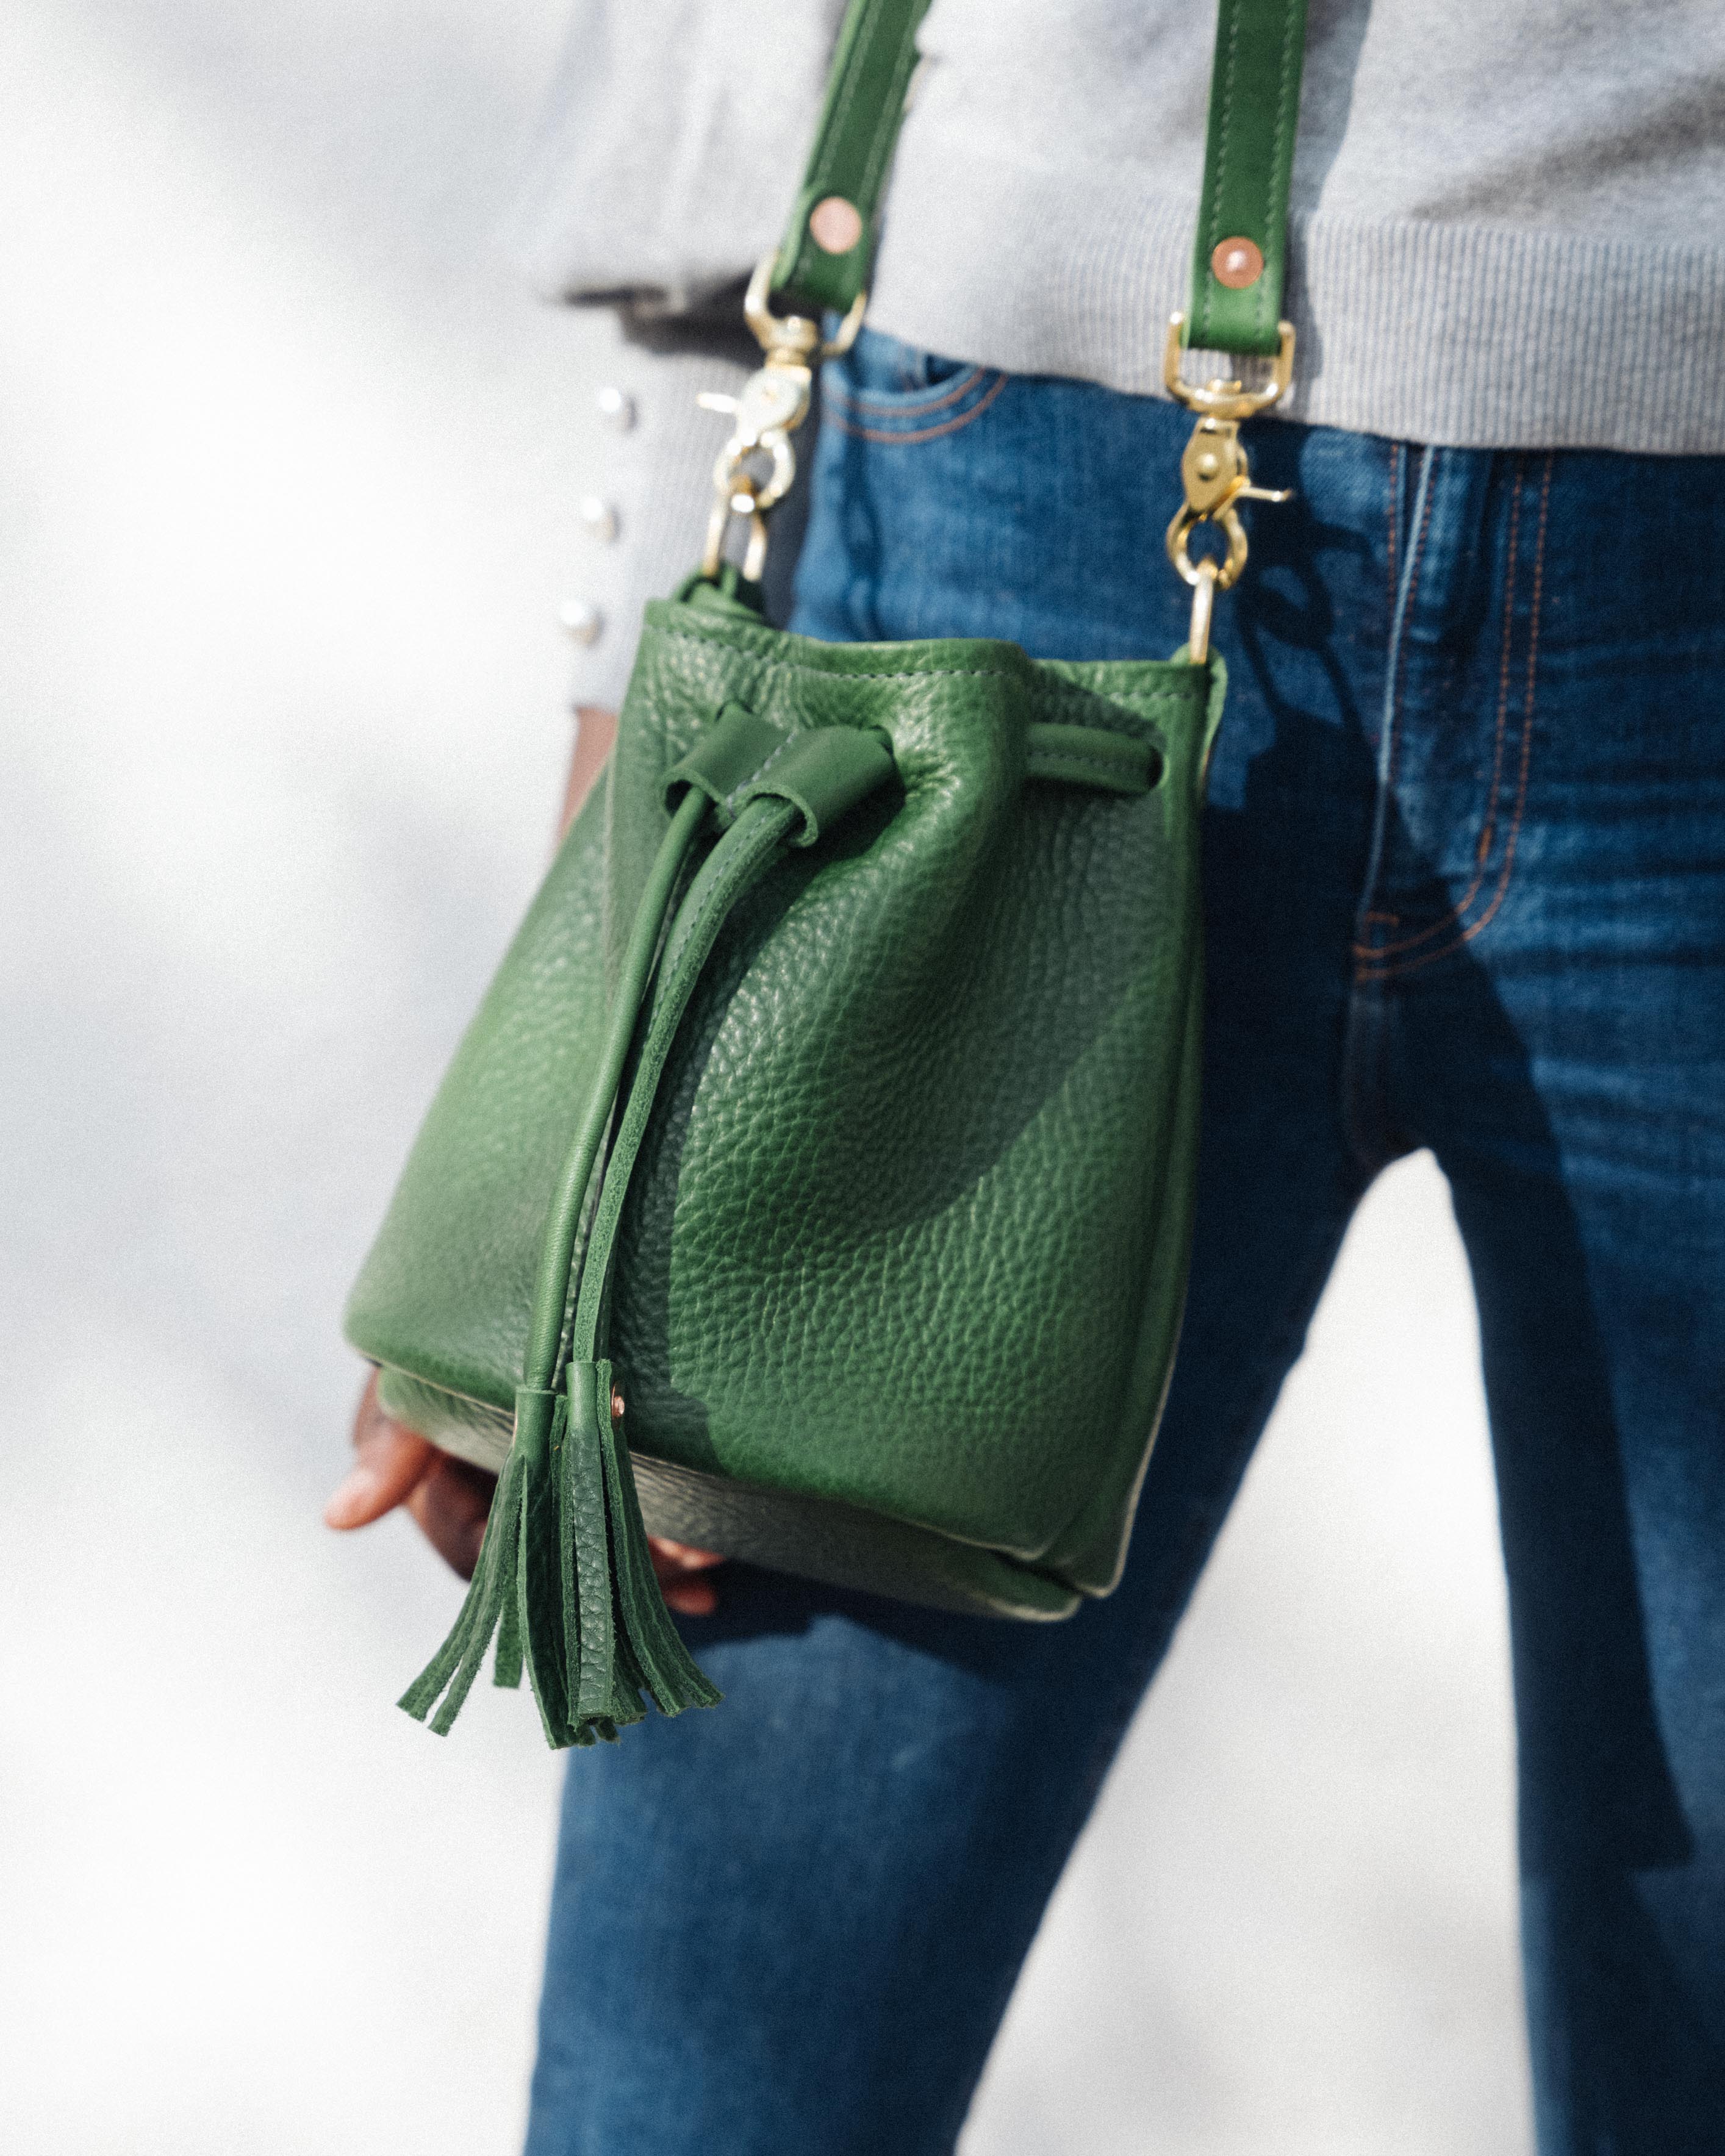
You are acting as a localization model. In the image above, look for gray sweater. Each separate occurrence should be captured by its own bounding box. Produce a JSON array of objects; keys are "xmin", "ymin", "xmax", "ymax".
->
[{"xmin": 514, "ymin": 0, "xmax": 1725, "ymax": 453}]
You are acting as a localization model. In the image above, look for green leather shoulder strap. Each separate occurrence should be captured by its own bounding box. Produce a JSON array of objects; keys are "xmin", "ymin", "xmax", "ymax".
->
[
  {"xmin": 1185, "ymin": 0, "xmax": 1309, "ymax": 357},
  {"xmin": 770, "ymin": 0, "xmax": 1308, "ymax": 361},
  {"xmin": 770, "ymin": 0, "xmax": 933, "ymax": 316}
]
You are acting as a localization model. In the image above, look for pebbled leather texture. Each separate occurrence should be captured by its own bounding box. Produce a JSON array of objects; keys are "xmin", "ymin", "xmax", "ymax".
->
[
  {"xmin": 346, "ymin": 587, "xmax": 1222, "ymax": 1619},
  {"xmin": 1186, "ymin": 0, "xmax": 1310, "ymax": 356}
]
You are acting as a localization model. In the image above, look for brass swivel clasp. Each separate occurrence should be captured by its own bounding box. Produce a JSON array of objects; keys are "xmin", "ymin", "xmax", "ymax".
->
[
  {"xmin": 698, "ymin": 256, "xmax": 869, "ymax": 582},
  {"xmin": 1163, "ymin": 314, "xmax": 1296, "ymax": 662}
]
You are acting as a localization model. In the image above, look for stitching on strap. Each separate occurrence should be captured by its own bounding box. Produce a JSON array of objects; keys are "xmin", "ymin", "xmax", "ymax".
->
[
  {"xmin": 857, "ymin": 6, "xmax": 919, "ymax": 206},
  {"xmin": 791, "ymin": 1, "xmax": 920, "ymax": 285},
  {"xmin": 1261, "ymin": 0, "xmax": 1301, "ymax": 340},
  {"xmin": 785, "ymin": 0, "xmax": 882, "ymax": 284},
  {"xmin": 811, "ymin": 15, "xmax": 870, "ymax": 208},
  {"xmin": 1200, "ymin": 0, "xmax": 1243, "ymax": 345},
  {"xmin": 659, "ymin": 800, "xmax": 794, "ymax": 982}
]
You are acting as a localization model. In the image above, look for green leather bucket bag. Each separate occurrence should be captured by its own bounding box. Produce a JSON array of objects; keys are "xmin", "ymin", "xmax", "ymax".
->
[{"xmin": 345, "ymin": 0, "xmax": 1309, "ymax": 1749}]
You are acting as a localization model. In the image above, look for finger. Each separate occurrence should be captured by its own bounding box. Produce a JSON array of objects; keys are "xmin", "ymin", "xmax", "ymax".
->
[
  {"xmin": 662, "ymin": 1574, "xmax": 720, "ymax": 1618},
  {"xmin": 649, "ymin": 1535, "xmax": 725, "ymax": 1618},
  {"xmin": 406, "ymin": 1453, "xmax": 498, "ymax": 1581},
  {"xmin": 649, "ymin": 1538, "xmax": 725, "ymax": 1573},
  {"xmin": 326, "ymin": 1373, "xmax": 436, "ymax": 1528}
]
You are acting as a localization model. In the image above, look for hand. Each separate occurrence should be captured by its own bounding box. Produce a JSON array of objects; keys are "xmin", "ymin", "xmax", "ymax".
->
[
  {"xmin": 326, "ymin": 1373, "xmax": 726, "ymax": 1616},
  {"xmin": 326, "ymin": 1369, "xmax": 495, "ymax": 1577},
  {"xmin": 326, "ymin": 706, "xmax": 728, "ymax": 1617}
]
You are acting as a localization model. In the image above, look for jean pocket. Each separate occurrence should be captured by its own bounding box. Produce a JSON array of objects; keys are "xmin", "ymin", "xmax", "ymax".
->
[{"xmin": 823, "ymin": 326, "xmax": 1008, "ymax": 444}]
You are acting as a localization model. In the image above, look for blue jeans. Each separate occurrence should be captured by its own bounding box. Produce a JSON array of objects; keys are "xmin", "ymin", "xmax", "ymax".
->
[{"xmin": 526, "ymin": 331, "xmax": 1725, "ymax": 2154}]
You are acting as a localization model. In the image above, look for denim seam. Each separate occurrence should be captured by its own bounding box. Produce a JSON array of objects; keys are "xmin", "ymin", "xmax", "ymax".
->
[
  {"xmin": 1350, "ymin": 445, "xmax": 1435, "ymax": 979},
  {"xmin": 1359, "ymin": 453, "xmax": 1550, "ymax": 982},
  {"xmin": 1359, "ymin": 457, "xmax": 1527, "ymax": 962},
  {"xmin": 1380, "ymin": 446, "xmax": 1432, "ymax": 811},
  {"xmin": 1383, "ymin": 461, "xmax": 1435, "ymax": 801},
  {"xmin": 823, "ymin": 370, "xmax": 1010, "ymax": 446}
]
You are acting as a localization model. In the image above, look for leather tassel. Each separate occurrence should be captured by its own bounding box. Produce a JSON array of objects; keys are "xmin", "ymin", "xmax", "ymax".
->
[
  {"xmin": 594, "ymin": 1376, "xmax": 723, "ymax": 1718},
  {"xmin": 491, "ymin": 1524, "xmax": 524, "ymax": 1693},
  {"xmin": 399, "ymin": 1369, "xmax": 717, "ymax": 1746},
  {"xmin": 398, "ymin": 1441, "xmax": 527, "ymax": 1735},
  {"xmin": 557, "ymin": 1359, "xmax": 717, "ymax": 1738},
  {"xmin": 514, "ymin": 1388, "xmax": 578, "ymax": 1746},
  {"xmin": 403, "ymin": 728, "xmax": 861, "ymax": 1747},
  {"xmin": 398, "ymin": 1386, "xmax": 570, "ymax": 1741},
  {"xmin": 563, "ymin": 1360, "xmax": 646, "ymax": 1736}
]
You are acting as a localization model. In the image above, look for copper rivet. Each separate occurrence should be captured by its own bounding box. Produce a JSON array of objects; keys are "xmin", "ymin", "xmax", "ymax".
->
[
  {"xmin": 809, "ymin": 195, "xmax": 864, "ymax": 255},
  {"xmin": 1210, "ymin": 237, "xmax": 1264, "ymax": 290},
  {"xmin": 610, "ymin": 1390, "xmax": 625, "ymax": 1420}
]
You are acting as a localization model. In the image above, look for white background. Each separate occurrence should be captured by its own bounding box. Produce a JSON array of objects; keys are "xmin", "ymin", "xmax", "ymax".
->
[{"xmin": 0, "ymin": 4, "xmax": 1532, "ymax": 2149}]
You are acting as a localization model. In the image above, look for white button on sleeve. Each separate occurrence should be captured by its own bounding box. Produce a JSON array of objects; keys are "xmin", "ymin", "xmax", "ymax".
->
[
  {"xmin": 578, "ymin": 495, "xmax": 620, "ymax": 543},
  {"xmin": 558, "ymin": 597, "xmax": 604, "ymax": 646}
]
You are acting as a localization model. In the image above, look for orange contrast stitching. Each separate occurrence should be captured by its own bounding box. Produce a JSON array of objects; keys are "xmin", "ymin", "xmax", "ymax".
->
[
  {"xmin": 825, "ymin": 370, "xmax": 1010, "ymax": 446},
  {"xmin": 1361, "ymin": 459, "xmax": 1525, "ymax": 960},
  {"xmin": 826, "ymin": 365, "xmax": 984, "ymax": 421},
  {"xmin": 1380, "ymin": 451, "xmax": 1435, "ymax": 804},
  {"xmin": 1358, "ymin": 454, "xmax": 1551, "ymax": 981}
]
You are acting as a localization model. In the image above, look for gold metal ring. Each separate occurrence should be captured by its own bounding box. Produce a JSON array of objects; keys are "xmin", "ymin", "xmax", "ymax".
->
[
  {"xmin": 744, "ymin": 256, "xmax": 869, "ymax": 365},
  {"xmin": 1166, "ymin": 503, "xmax": 1249, "ymax": 591},
  {"xmin": 1163, "ymin": 313, "xmax": 1296, "ymax": 417}
]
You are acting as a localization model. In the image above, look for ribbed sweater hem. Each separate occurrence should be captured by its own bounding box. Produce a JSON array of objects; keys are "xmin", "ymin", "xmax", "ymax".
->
[{"xmin": 868, "ymin": 138, "xmax": 1725, "ymax": 455}]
